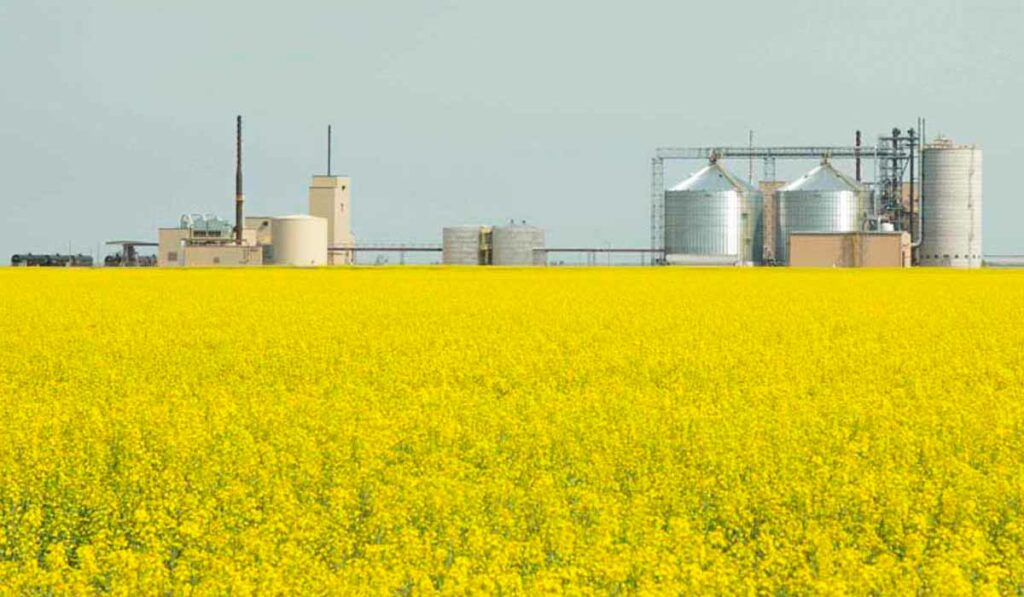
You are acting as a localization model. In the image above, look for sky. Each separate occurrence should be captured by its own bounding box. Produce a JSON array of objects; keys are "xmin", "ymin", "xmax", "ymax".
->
[{"xmin": 2, "ymin": 0, "xmax": 1022, "ymax": 260}]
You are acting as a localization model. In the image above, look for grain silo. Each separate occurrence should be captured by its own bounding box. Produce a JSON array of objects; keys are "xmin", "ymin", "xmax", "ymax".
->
[
  {"xmin": 271, "ymin": 215, "xmax": 327, "ymax": 266},
  {"xmin": 775, "ymin": 160, "xmax": 869, "ymax": 264},
  {"xmin": 492, "ymin": 224, "xmax": 546, "ymax": 266},
  {"xmin": 918, "ymin": 138, "xmax": 982, "ymax": 268},
  {"xmin": 664, "ymin": 160, "xmax": 763, "ymax": 265},
  {"xmin": 442, "ymin": 226, "xmax": 490, "ymax": 265}
]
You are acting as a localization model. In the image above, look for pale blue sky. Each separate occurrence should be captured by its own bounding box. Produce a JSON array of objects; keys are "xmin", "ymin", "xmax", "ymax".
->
[{"xmin": 2, "ymin": 0, "xmax": 1022, "ymax": 259}]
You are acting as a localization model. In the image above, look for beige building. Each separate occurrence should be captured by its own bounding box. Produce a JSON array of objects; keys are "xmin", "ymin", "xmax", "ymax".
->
[
  {"xmin": 245, "ymin": 216, "xmax": 274, "ymax": 245},
  {"xmin": 788, "ymin": 232, "xmax": 910, "ymax": 268},
  {"xmin": 157, "ymin": 228, "xmax": 189, "ymax": 267},
  {"xmin": 180, "ymin": 244, "xmax": 262, "ymax": 267},
  {"xmin": 155, "ymin": 171, "xmax": 355, "ymax": 268},
  {"xmin": 308, "ymin": 176, "xmax": 354, "ymax": 265},
  {"xmin": 244, "ymin": 216, "xmax": 274, "ymax": 263},
  {"xmin": 158, "ymin": 228, "xmax": 259, "ymax": 267}
]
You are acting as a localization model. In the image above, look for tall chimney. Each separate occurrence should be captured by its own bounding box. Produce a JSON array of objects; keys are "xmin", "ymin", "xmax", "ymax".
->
[
  {"xmin": 327, "ymin": 125, "xmax": 332, "ymax": 176},
  {"xmin": 855, "ymin": 130, "xmax": 862, "ymax": 182},
  {"xmin": 235, "ymin": 115, "xmax": 243, "ymax": 245}
]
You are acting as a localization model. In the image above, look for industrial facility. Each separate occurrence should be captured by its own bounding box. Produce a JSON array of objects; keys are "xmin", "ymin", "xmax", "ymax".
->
[
  {"xmin": 153, "ymin": 119, "xmax": 353, "ymax": 268},
  {"xmin": 138, "ymin": 117, "xmax": 992, "ymax": 269},
  {"xmin": 651, "ymin": 122, "xmax": 986, "ymax": 268},
  {"xmin": 11, "ymin": 116, "xmax": 1008, "ymax": 269}
]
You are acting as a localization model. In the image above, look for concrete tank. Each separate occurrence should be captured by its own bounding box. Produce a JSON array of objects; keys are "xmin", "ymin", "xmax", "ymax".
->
[
  {"xmin": 775, "ymin": 160, "xmax": 869, "ymax": 264},
  {"xmin": 443, "ymin": 226, "xmax": 487, "ymax": 265},
  {"xmin": 492, "ymin": 224, "xmax": 545, "ymax": 266},
  {"xmin": 919, "ymin": 138, "xmax": 982, "ymax": 268},
  {"xmin": 271, "ymin": 215, "xmax": 327, "ymax": 266},
  {"xmin": 664, "ymin": 161, "xmax": 763, "ymax": 265}
]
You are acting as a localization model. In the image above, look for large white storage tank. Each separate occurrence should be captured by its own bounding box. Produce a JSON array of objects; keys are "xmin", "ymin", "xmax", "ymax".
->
[
  {"xmin": 271, "ymin": 215, "xmax": 327, "ymax": 266},
  {"xmin": 664, "ymin": 160, "xmax": 763, "ymax": 265},
  {"xmin": 919, "ymin": 138, "xmax": 982, "ymax": 268},
  {"xmin": 775, "ymin": 160, "xmax": 869, "ymax": 264},
  {"xmin": 443, "ymin": 226, "xmax": 487, "ymax": 265},
  {"xmin": 492, "ymin": 224, "xmax": 545, "ymax": 265}
]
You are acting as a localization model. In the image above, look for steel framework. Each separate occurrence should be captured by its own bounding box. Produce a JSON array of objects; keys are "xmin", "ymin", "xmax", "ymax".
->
[{"xmin": 649, "ymin": 143, "xmax": 913, "ymax": 259}]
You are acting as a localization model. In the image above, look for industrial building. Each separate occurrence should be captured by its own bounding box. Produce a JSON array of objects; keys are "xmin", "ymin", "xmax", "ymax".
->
[
  {"xmin": 158, "ymin": 214, "xmax": 261, "ymax": 267},
  {"xmin": 788, "ymin": 232, "xmax": 910, "ymax": 268},
  {"xmin": 154, "ymin": 119, "xmax": 350, "ymax": 268},
  {"xmin": 310, "ymin": 175, "xmax": 354, "ymax": 265}
]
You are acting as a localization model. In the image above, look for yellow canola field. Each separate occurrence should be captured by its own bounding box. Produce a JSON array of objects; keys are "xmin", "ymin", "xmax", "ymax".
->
[{"xmin": 0, "ymin": 268, "xmax": 1023, "ymax": 594}]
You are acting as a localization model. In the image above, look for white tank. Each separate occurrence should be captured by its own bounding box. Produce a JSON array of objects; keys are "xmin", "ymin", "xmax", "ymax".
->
[
  {"xmin": 271, "ymin": 215, "xmax": 327, "ymax": 266},
  {"xmin": 443, "ymin": 226, "xmax": 485, "ymax": 265},
  {"xmin": 919, "ymin": 139, "xmax": 982, "ymax": 268},
  {"xmin": 492, "ymin": 224, "xmax": 545, "ymax": 266}
]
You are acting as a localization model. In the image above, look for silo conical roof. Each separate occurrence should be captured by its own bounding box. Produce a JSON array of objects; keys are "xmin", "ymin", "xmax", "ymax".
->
[
  {"xmin": 669, "ymin": 162, "xmax": 757, "ymax": 193},
  {"xmin": 780, "ymin": 161, "xmax": 864, "ymax": 192}
]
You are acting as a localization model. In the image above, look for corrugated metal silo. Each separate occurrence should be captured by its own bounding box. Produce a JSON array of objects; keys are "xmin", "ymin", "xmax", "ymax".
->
[
  {"xmin": 443, "ymin": 226, "xmax": 487, "ymax": 265},
  {"xmin": 775, "ymin": 160, "xmax": 869, "ymax": 264},
  {"xmin": 492, "ymin": 224, "xmax": 545, "ymax": 266},
  {"xmin": 664, "ymin": 160, "xmax": 763, "ymax": 265},
  {"xmin": 919, "ymin": 138, "xmax": 982, "ymax": 268}
]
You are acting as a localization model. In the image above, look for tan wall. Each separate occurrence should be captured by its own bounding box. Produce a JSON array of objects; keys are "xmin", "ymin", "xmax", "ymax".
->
[
  {"xmin": 158, "ymin": 229, "xmax": 189, "ymax": 267},
  {"xmin": 181, "ymin": 245, "xmax": 262, "ymax": 267},
  {"xmin": 160, "ymin": 226, "xmax": 261, "ymax": 268},
  {"xmin": 789, "ymin": 232, "xmax": 910, "ymax": 268},
  {"xmin": 309, "ymin": 175, "xmax": 353, "ymax": 265},
  {"xmin": 245, "ymin": 217, "xmax": 273, "ymax": 246},
  {"xmin": 861, "ymin": 233, "xmax": 911, "ymax": 267},
  {"xmin": 758, "ymin": 181, "xmax": 786, "ymax": 261}
]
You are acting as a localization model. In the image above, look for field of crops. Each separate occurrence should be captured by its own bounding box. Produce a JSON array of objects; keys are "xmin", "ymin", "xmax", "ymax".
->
[{"xmin": 0, "ymin": 268, "xmax": 1022, "ymax": 593}]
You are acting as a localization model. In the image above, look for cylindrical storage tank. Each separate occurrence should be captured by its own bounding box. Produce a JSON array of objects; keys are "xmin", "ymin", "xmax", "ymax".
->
[
  {"xmin": 492, "ymin": 224, "xmax": 546, "ymax": 265},
  {"xmin": 271, "ymin": 215, "xmax": 327, "ymax": 266},
  {"xmin": 443, "ymin": 226, "xmax": 484, "ymax": 265},
  {"xmin": 775, "ymin": 161, "xmax": 869, "ymax": 264},
  {"xmin": 919, "ymin": 139, "xmax": 982, "ymax": 268},
  {"xmin": 664, "ymin": 161, "xmax": 763, "ymax": 265}
]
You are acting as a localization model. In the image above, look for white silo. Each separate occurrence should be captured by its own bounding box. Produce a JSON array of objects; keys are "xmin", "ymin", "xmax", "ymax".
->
[
  {"xmin": 919, "ymin": 138, "xmax": 982, "ymax": 268},
  {"xmin": 271, "ymin": 215, "xmax": 328, "ymax": 266},
  {"xmin": 492, "ymin": 224, "xmax": 546, "ymax": 266},
  {"xmin": 664, "ymin": 160, "xmax": 763, "ymax": 265}
]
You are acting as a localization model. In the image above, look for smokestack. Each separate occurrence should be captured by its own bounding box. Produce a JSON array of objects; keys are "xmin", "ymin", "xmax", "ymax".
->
[
  {"xmin": 327, "ymin": 125, "xmax": 332, "ymax": 177},
  {"xmin": 235, "ymin": 115, "xmax": 243, "ymax": 245},
  {"xmin": 855, "ymin": 130, "xmax": 862, "ymax": 182}
]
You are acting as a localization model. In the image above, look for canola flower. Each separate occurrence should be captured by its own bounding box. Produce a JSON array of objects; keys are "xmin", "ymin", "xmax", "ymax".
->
[{"xmin": 0, "ymin": 267, "xmax": 1022, "ymax": 594}]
